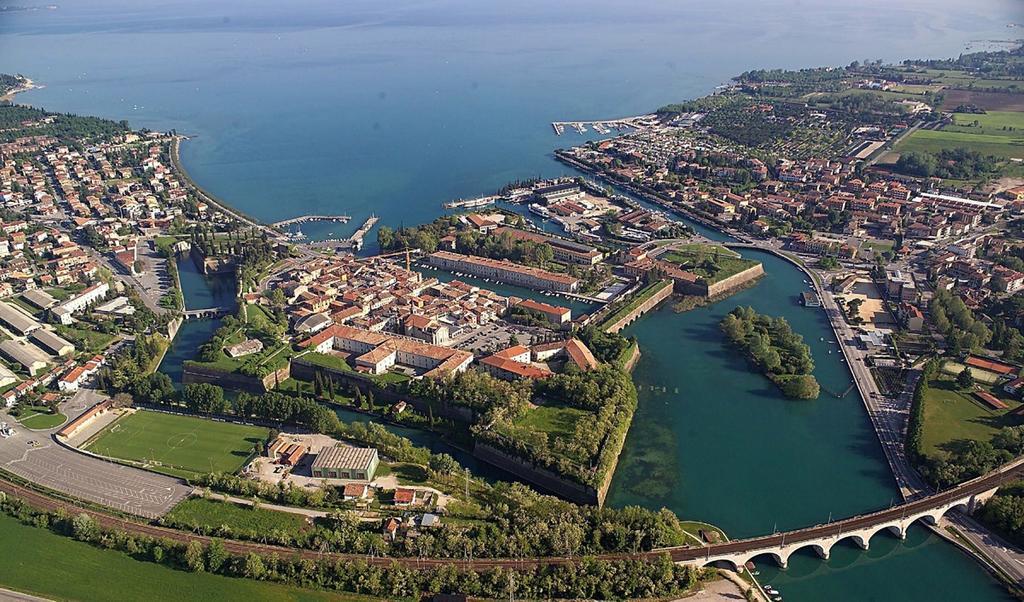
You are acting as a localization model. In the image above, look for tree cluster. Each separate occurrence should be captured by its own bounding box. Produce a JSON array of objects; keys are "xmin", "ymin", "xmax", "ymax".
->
[
  {"xmin": 482, "ymin": 366, "xmax": 639, "ymax": 488},
  {"xmin": 720, "ymin": 306, "xmax": 820, "ymax": 399},
  {"xmin": 895, "ymin": 148, "xmax": 999, "ymax": 180},
  {"xmin": 0, "ymin": 495, "xmax": 704, "ymax": 601},
  {"xmin": 0, "ymin": 105, "xmax": 130, "ymax": 145},
  {"xmin": 929, "ymin": 288, "xmax": 991, "ymax": 354},
  {"xmin": 576, "ymin": 326, "xmax": 633, "ymax": 365}
]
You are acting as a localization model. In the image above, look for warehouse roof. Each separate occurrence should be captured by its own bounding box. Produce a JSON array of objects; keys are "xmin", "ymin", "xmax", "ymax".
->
[{"xmin": 311, "ymin": 445, "xmax": 378, "ymax": 471}]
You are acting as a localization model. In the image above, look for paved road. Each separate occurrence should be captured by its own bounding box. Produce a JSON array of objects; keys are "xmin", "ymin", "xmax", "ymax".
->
[
  {"xmin": 812, "ymin": 270, "xmax": 1024, "ymax": 586},
  {"xmin": 0, "ymin": 389, "xmax": 190, "ymax": 518},
  {"xmin": 818, "ymin": 288, "xmax": 926, "ymax": 498},
  {"xmin": 0, "ymin": 588, "xmax": 48, "ymax": 602}
]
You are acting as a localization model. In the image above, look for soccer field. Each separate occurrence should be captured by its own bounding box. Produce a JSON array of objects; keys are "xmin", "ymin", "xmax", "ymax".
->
[{"xmin": 85, "ymin": 410, "xmax": 269, "ymax": 479}]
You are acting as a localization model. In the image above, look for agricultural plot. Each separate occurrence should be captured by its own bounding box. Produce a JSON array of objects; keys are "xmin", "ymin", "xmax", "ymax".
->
[
  {"xmin": 85, "ymin": 410, "xmax": 269, "ymax": 478},
  {"xmin": 940, "ymin": 89, "xmax": 1024, "ymax": 112},
  {"xmin": 946, "ymin": 111, "xmax": 1024, "ymax": 137},
  {"xmin": 896, "ymin": 129, "xmax": 1024, "ymax": 160}
]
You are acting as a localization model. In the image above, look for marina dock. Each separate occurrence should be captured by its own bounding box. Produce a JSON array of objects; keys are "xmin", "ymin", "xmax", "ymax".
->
[
  {"xmin": 271, "ymin": 214, "xmax": 352, "ymax": 228},
  {"xmin": 310, "ymin": 214, "xmax": 380, "ymax": 252},
  {"xmin": 550, "ymin": 113, "xmax": 660, "ymax": 136}
]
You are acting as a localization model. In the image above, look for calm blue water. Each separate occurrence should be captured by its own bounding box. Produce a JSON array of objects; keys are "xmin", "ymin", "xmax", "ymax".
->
[
  {"xmin": 1, "ymin": 0, "xmax": 1018, "ymax": 236},
  {"xmin": 3, "ymin": 1, "xmax": 1022, "ymax": 598}
]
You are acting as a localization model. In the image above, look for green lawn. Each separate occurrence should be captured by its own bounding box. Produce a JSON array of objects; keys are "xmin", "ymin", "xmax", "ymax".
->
[
  {"xmin": 45, "ymin": 284, "xmax": 85, "ymax": 302},
  {"xmin": 166, "ymin": 497, "xmax": 307, "ymax": 536},
  {"xmin": 55, "ymin": 324, "xmax": 116, "ymax": 353},
  {"xmin": 388, "ymin": 462, "xmax": 430, "ymax": 486},
  {"xmin": 919, "ymin": 366, "xmax": 1022, "ymax": 459},
  {"xmin": 896, "ymin": 128, "xmax": 1024, "ymax": 159},
  {"xmin": 188, "ymin": 339, "xmax": 295, "ymax": 375},
  {"xmin": 862, "ymin": 239, "xmax": 895, "ymax": 254},
  {"xmin": 0, "ymin": 512, "xmax": 362, "ymax": 602},
  {"xmin": 600, "ymin": 280, "xmax": 672, "ymax": 329},
  {"xmin": 679, "ymin": 521, "xmax": 729, "ymax": 545},
  {"xmin": 16, "ymin": 408, "xmax": 66, "ymax": 430},
  {"xmin": 659, "ymin": 245, "xmax": 760, "ymax": 284},
  {"xmin": 5, "ymin": 296, "xmax": 42, "ymax": 318},
  {"xmin": 85, "ymin": 410, "xmax": 269, "ymax": 478},
  {"xmin": 299, "ymin": 352, "xmax": 411, "ymax": 385},
  {"xmin": 243, "ymin": 303, "xmax": 277, "ymax": 329},
  {"xmin": 153, "ymin": 235, "xmax": 186, "ymax": 257},
  {"xmin": 515, "ymin": 403, "xmax": 588, "ymax": 438}
]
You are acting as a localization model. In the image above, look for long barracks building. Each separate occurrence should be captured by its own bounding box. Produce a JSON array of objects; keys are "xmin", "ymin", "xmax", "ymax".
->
[
  {"xmin": 427, "ymin": 250, "xmax": 579, "ymax": 293},
  {"xmin": 492, "ymin": 226, "xmax": 603, "ymax": 265}
]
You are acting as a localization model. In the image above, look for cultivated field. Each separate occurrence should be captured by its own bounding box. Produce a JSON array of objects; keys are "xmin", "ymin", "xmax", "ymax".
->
[
  {"xmin": 896, "ymin": 129, "xmax": 1024, "ymax": 160},
  {"xmin": 947, "ymin": 111, "xmax": 1024, "ymax": 137},
  {"xmin": 85, "ymin": 410, "xmax": 269, "ymax": 479},
  {"xmin": 941, "ymin": 89, "xmax": 1024, "ymax": 112}
]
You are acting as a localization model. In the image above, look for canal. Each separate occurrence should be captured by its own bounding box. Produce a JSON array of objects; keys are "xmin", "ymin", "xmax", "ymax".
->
[
  {"xmin": 157, "ymin": 257, "xmax": 236, "ymax": 386},
  {"xmin": 606, "ymin": 229, "xmax": 1013, "ymax": 599}
]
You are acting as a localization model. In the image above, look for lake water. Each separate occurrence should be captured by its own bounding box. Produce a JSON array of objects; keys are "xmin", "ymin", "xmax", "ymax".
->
[{"xmin": 3, "ymin": 0, "xmax": 1023, "ymax": 599}]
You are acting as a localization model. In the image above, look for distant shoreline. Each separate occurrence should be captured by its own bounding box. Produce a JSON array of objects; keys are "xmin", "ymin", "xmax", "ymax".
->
[{"xmin": 0, "ymin": 78, "xmax": 43, "ymax": 102}]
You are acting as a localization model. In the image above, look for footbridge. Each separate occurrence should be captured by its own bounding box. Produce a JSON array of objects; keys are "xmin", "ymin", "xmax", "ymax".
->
[
  {"xmin": 663, "ymin": 463, "xmax": 1017, "ymax": 570},
  {"xmin": 183, "ymin": 307, "xmax": 233, "ymax": 320}
]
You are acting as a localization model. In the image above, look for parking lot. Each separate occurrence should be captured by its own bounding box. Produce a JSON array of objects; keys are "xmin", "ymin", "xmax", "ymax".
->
[
  {"xmin": 133, "ymin": 238, "xmax": 174, "ymax": 309},
  {"xmin": 451, "ymin": 321, "xmax": 560, "ymax": 355},
  {"xmin": 0, "ymin": 388, "xmax": 190, "ymax": 518}
]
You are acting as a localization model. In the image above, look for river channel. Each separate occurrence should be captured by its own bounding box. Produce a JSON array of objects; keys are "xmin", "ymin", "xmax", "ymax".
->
[{"xmin": 605, "ymin": 217, "xmax": 1013, "ymax": 600}]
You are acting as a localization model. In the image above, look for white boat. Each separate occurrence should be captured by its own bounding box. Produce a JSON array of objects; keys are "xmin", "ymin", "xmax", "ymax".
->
[{"xmin": 529, "ymin": 203, "xmax": 551, "ymax": 219}]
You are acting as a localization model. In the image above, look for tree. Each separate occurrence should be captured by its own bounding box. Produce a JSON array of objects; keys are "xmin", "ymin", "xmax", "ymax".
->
[
  {"xmin": 184, "ymin": 540, "xmax": 206, "ymax": 572},
  {"xmin": 956, "ymin": 367, "xmax": 975, "ymax": 390},
  {"xmin": 110, "ymin": 392, "xmax": 134, "ymax": 408},
  {"xmin": 428, "ymin": 453, "xmax": 460, "ymax": 476},
  {"xmin": 782, "ymin": 375, "xmax": 820, "ymax": 400},
  {"xmin": 71, "ymin": 513, "xmax": 97, "ymax": 541},
  {"xmin": 244, "ymin": 553, "xmax": 266, "ymax": 579},
  {"xmin": 183, "ymin": 383, "xmax": 227, "ymax": 414}
]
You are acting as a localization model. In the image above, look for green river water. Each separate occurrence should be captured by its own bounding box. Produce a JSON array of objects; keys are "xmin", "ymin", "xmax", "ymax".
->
[{"xmin": 607, "ymin": 242, "xmax": 1014, "ymax": 600}]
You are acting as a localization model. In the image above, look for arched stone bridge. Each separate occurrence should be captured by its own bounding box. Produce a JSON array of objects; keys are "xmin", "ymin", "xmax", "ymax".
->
[{"xmin": 661, "ymin": 465, "xmax": 1013, "ymax": 570}]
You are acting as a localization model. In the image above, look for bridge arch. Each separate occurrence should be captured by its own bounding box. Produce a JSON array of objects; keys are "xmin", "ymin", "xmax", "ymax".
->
[
  {"xmin": 783, "ymin": 543, "xmax": 829, "ymax": 564},
  {"xmin": 701, "ymin": 559, "xmax": 740, "ymax": 572},
  {"xmin": 742, "ymin": 551, "xmax": 786, "ymax": 569},
  {"xmin": 678, "ymin": 486, "xmax": 1001, "ymax": 572},
  {"xmin": 836, "ymin": 533, "xmax": 869, "ymax": 550}
]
